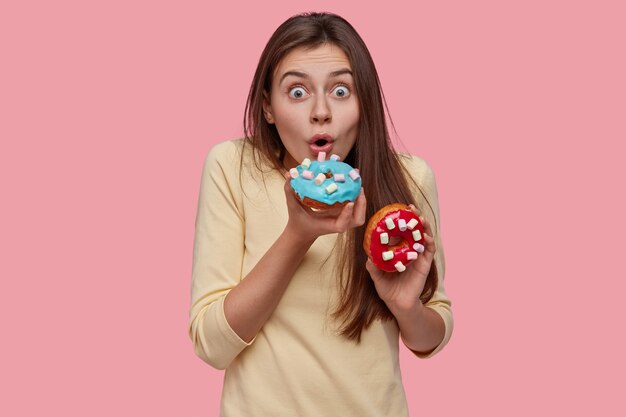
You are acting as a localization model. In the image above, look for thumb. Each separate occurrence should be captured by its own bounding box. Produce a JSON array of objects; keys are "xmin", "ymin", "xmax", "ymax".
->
[{"xmin": 365, "ymin": 258, "xmax": 381, "ymax": 281}]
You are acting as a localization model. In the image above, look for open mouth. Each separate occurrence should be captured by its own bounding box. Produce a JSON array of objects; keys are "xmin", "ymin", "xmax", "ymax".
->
[
  {"xmin": 309, "ymin": 135, "xmax": 334, "ymax": 156},
  {"xmin": 309, "ymin": 134, "xmax": 335, "ymax": 158}
]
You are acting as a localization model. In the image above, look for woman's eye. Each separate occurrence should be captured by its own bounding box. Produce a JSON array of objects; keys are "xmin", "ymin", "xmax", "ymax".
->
[
  {"xmin": 332, "ymin": 85, "xmax": 350, "ymax": 98},
  {"xmin": 288, "ymin": 87, "xmax": 308, "ymax": 99}
]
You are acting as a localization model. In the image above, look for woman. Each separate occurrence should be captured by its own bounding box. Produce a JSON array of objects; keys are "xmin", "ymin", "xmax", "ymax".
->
[{"xmin": 189, "ymin": 12, "xmax": 453, "ymax": 416}]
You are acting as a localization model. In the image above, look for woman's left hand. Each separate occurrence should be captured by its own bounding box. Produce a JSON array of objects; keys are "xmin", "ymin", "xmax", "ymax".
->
[{"xmin": 366, "ymin": 205, "xmax": 436, "ymax": 313}]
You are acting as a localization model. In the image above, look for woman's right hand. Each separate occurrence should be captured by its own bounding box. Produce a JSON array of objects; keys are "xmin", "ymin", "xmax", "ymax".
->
[
  {"xmin": 282, "ymin": 172, "xmax": 366, "ymax": 243},
  {"xmin": 221, "ymin": 172, "xmax": 364, "ymax": 344}
]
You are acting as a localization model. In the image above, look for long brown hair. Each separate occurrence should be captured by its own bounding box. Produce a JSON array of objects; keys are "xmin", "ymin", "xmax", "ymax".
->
[{"xmin": 243, "ymin": 12, "xmax": 438, "ymax": 341}]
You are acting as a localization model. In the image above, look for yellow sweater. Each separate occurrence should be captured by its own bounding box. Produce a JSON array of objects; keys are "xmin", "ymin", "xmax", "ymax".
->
[{"xmin": 188, "ymin": 139, "xmax": 453, "ymax": 416}]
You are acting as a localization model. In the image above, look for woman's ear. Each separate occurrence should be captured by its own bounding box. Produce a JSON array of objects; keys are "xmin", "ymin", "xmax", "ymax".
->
[{"xmin": 262, "ymin": 91, "xmax": 275, "ymax": 124}]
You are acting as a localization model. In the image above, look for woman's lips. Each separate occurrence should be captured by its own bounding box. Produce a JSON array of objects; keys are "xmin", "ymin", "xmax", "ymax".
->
[
  {"xmin": 309, "ymin": 134, "xmax": 334, "ymax": 156},
  {"xmin": 309, "ymin": 140, "xmax": 334, "ymax": 155}
]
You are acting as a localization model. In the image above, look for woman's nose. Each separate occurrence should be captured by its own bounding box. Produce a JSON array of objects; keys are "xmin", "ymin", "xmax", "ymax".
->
[{"xmin": 310, "ymin": 96, "xmax": 332, "ymax": 124}]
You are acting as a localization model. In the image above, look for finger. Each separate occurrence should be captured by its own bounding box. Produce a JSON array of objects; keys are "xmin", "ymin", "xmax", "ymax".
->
[
  {"xmin": 365, "ymin": 258, "xmax": 381, "ymax": 281},
  {"xmin": 284, "ymin": 174, "xmax": 295, "ymax": 196},
  {"xmin": 284, "ymin": 178, "xmax": 310, "ymax": 213},
  {"xmin": 352, "ymin": 188, "xmax": 367, "ymax": 227},
  {"xmin": 284, "ymin": 178, "xmax": 294, "ymax": 202},
  {"xmin": 407, "ymin": 254, "xmax": 431, "ymax": 278},
  {"xmin": 422, "ymin": 232, "xmax": 436, "ymax": 259},
  {"xmin": 334, "ymin": 202, "xmax": 355, "ymax": 230},
  {"xmin": 413, "ymin": 215, "xmax": 436, "ymax": 267},
  {"xmin": 284, "ymin": 179, "xmax": 295, "ymax": 199},
  {"xmin": 419, "ymin": 215, "xmax": 434, "ymax": 239}
]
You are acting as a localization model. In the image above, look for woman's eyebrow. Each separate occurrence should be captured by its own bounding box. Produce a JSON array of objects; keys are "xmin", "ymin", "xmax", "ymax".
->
[{"xmin": 279, "ymin": 68, "xmax": 353, "ymax": 84}]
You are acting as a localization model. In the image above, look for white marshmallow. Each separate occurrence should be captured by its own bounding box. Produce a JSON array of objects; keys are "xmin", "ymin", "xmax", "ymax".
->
[
  {"xmin": 317, "ymin": 152, "xmax": 326, "ymax": 162},
  {"xmin": 314, "ymin": 173, "xmax": 326, "ymax": 185},
  {"xmin": 394, "ymin": 262, "xmax": 406, "ymax": 272},
  {"xmin": 301, "ymin": 158, "xmax": 311, "ymax": 169},
  {"xmin": 382, "ymin": 251, "xmax": 394, "ymax": 261},
  {"xmin": 385, "ymin": 218, "xmax": 395, "ymax": 230},
  {"xmin": 398, "ymin": 219, "xmax": 407, "ymax": 231},
  {"xmin": 412, "ymin": 230, "xmax": 422, "ymax": 241},
  {"xmin": 349, "ymin": 169, "xmax": 360, "ymax": 180},
  {"xmin": 413, "ymin": 243, "xmax": 425, "ymax": 253},
  {"xmin": 325, "ymin": 183, "xmax": 338, "ymax": 194},
  {"xmin": 407, "ymin": 251, "xmax": 418, "ymax": 260},
  {"xmin": 289, "ymin": 168, "xmax": 299, "ymax": 178},
  {"xmin": 407, "ymin": 218, "xmax": 419, "ymax": 230},
  {"xmin": 379, "ymin": 233, "xmax": 389, "ymax": 244}
]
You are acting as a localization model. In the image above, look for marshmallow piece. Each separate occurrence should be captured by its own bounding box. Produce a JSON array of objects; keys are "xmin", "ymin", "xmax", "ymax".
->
[
  {"xmin": 407, "ymin": 251, "xmax": 418, "ymax": 260},
  {"xmin": 349, "ymin": 169, "xmax": 360, "ymax": 180},
  {"xmin": 385, "ymin": 218, "xmax": 395, "ymax": 230},
  {"xmin": 330, "ymin": 154, "xmax": 341, "ymax": 161},
  {"xmin": 314, "ymin": 173, "xmax": 326, "ymax": 185},
  {"xmin": 407, "ymin": 218, "xmax": 419, "ymax": 230},
  {"xmin": 325, "ymin": 183, "xmax": 338, "ymax": 194},
  {"xmin": 394, "ymin": 262, "xmax": 406, "ymax": 272},
  {"xmin": 382, "ymin": 251, "xmax": 394, "ymax": 261},
  {"xmin": 398, "ymin": 219, "xmax": 407, "ymax": 231},
  {"xmin": 379, "ymin": 233, "xmax": 389, "ymax": 244},
  {"xmin": 301, "ymin": 158, "xmax": 311, "ymax": 169},
  {"xmin": 317, "ymin": 152, "xmax": 326, "ymax": 162},
  {"xmin": 413, "ymin": 243, "xmax": 425, "ymax": 253},
  {"xmin": 302, "ymin": 170, "xmax": 314, "ymax": 180},
  {"xmin": 412, "ymin": 230, "xmax": 422, "ymax": 241},
  {"xmin": 333, "ymin": 173, "xmax": 345, "ymax": 182},
  {"xmin": 289, "ymin": 168, "xmax": 299, "ymax": 179}
]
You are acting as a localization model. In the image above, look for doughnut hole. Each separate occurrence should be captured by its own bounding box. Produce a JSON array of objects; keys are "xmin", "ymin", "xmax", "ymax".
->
[{"xmin": 387, "ymin": 235, "xmax": 410, "ymax": 254}]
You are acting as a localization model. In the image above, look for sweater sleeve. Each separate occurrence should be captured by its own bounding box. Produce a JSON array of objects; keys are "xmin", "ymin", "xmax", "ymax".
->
[
  {"xmin": 401, "ymin": 154, "xmax": 454, "ymax": 359},
  {"xmin": 188, "ymin": 141, "xmax": 253, "ymax": 369}
]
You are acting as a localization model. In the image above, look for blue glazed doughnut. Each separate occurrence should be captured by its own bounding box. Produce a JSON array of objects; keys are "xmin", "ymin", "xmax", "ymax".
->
[{"xmin": 289, "ymin": 153, "xmax": 362, "ymax": 209}]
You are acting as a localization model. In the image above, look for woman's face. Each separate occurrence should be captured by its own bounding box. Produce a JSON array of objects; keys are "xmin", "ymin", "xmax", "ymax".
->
[{"xmin": 263, "ymin": 43, "xmax": 360, "ymax": 169}]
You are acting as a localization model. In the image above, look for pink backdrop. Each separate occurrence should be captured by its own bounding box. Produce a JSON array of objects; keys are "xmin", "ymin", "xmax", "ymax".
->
[{"xmin": 2, "ymin": 0, "xmax": 625, "ymax": 415}]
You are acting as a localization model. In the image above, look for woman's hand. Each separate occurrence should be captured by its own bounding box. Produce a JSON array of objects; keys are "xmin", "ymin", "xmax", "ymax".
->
[
  {"xmin": 366, "ymin": 204, "xmax": 436, "ymax": 314},
  {"xmin": 282, "ymin": 172, "xmax": 366, "ymax": 244}
]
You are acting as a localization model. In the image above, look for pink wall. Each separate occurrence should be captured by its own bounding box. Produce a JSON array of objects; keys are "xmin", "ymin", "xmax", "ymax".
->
[{"xmin": 2, "ymin": 1, "xmax": 624, "ymax": 415}]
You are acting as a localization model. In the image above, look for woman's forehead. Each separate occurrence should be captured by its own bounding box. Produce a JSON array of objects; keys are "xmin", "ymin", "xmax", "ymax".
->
[{"xmin": 274, "ymin": 44, "xmax": 352, "ymax": 79}]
